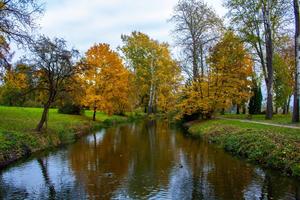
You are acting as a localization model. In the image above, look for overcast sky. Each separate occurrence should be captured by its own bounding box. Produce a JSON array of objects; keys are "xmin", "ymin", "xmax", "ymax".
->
[{"xmin": 31, "ymin": 0, "xmax": 226, "ymax": 55}]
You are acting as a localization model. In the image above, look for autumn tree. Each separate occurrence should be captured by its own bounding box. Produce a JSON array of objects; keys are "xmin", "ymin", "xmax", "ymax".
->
[
  {"xmin": 81, "ymin": 43, "xmax": 131, "ymax": 120},
  {"xmin": 121, "ymin": 32, "xmax": 182, "ymax": 114},
  {"xmin": 293, "ymin": 0, "xmax": 300, "ymax": 122},
  {"xmin": 273, "ymin": 49, "xmax": 294, "ymax": 114},
  {"xmin": 177, "ymin": 31, "xmax": 253, "ymax": 119},
  {"xmin": 225, "ymin": 0, "xmax": 292, "ymax": 120},
  {"xmin": 170, "ymin": 0, "xmax": 223, "ymax": 80},
  {"xmin": 30, "ymin": 36, "xmax": 79, "ymax": 131},
  {"xmin": 0, "ymin": 63, "xmax": 30, "ymax": 105}
]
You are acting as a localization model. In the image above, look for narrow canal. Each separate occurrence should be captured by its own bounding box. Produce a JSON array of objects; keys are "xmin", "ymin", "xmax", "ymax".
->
[{"xmin": 0, "ymin": 120, "xmax": 299, "ymax": 199}]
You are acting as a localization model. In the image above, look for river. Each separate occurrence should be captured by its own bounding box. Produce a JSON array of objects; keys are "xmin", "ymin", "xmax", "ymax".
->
[{"xmin": 0, "ymin": 120, "xmax": 299, "ymax": 199}]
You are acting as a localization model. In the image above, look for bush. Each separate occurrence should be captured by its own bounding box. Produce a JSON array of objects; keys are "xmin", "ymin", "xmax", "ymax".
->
[{"xmin": 58, "ymin": 104, "xmax": 83, "ymax": 115}]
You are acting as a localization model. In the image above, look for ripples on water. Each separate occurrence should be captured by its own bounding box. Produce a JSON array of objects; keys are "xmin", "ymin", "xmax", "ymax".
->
[{"xmin": 0, "ymin": 120, "xmax": 299, "ymax": 200}]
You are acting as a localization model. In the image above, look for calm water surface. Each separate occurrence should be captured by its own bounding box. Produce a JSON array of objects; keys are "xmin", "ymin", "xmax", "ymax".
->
[{"xmin": 0, "ymin": 120, "xmax": 299, "ymax": 200}]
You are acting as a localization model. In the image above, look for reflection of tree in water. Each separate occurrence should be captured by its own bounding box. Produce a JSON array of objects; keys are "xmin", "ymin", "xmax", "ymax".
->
[
  {"xmin": 125, "ymin": 120, "xmax": 175, "ymax": 198},
  {"xmin": 37, "ymin": 158, "xmax": 56, "ymax": 200},
  {"xmin": 67, "ymin": 120, "xmax": 300, "ymax": 200},
  {"xmin": 69, "ymin": 125, "xmax": 132, "ymax": 199},
  {"xmin": 259, "ymin": 172, "xmax": 300, "ymax": 200},
  {"xmin": 170, "ymin": 131, "xmax": 254, "ymax": 199}
]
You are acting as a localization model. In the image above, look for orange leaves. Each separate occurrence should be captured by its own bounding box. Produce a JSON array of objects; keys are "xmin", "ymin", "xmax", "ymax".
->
[
  {"xmin": 177, "ymin": 30, "xmax": 253, "ymax": 119},
  {"xmin": 81, "ymin": 43, "xmax": 131, "ymax": 115}
]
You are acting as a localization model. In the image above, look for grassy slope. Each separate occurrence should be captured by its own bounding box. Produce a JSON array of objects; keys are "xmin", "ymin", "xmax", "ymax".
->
[
  {"xmin": 221, "ymin": 113, "xmax": 299, "ymax": 126},
  {"xmin": 189, "ymin": 119, "xmax": 300, "ymax": 177},
  {"xmin": 0, "ymin": 106, "xmax": 129, "ymax": 168}
]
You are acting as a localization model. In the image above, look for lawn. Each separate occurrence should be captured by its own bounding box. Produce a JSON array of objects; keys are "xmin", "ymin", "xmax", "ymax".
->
[
  {"xmin": 221, "ymin": 113, "xmax": 299, "ymax": 126},
  {"xmin": 189, "ymin": 119, "xmax": 300, "ymax": 177},
  {"xmin": 0, "ymin": 106, "xmax": 129, "ymax": 168}
]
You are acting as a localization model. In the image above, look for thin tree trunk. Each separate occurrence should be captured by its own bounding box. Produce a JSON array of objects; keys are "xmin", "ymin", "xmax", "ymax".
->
[
  {"xmin": 293, "ymin": 0, "xmax": 300, "ymax": 123},
  {"xmin": 93, "ymin": 106, "xmax": 97, "ymax": 121},
  {"xmin": 36, "ymin": 102, "xmax": 51, "ymax": 132},
  {"xmin": 287, "ymin": 95, "xmax": 291, "ymax": 114},
  {"xmin": 242, "ymin": 105, "xmax": 246, "ymax": 114},
  {"xmin": 236, "ymin": 104, "xmax": 240, "ymax": 115},
  {"xmin": 262, "ymin": 0, "xmax": 274, "ymax": 120},
  {"xmin": 37, "ymin": 159, "xmax": 56, "ymax": 199},
  {"xmin": 148, "ymin": 58, "xmax": 155, "ymax": 114},
  {"xmin": 283, "ymin": 102, "xmax": 287, "ymax": 115},
  {"xmin": 148, "ymin": 82, "xmax": 154, "ymax": 114}
]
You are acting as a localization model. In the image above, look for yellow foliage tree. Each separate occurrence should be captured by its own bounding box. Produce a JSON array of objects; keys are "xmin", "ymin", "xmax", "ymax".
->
[
  {"xmin": 82, "ymin": 43, "xmax": 131, "ymax": 120},
  {"xmin": 177, "ymin": 30, "xmax": 253, "ymax": 119},
  {"xmin": 121, "ymin": 32, "xmax": 182, "ymax": 114}
]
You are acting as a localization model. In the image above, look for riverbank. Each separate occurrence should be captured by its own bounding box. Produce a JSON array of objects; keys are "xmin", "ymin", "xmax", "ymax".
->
[
  {"xmin": 0, "ymin": 106, "xmax": 143, "ymax": 169},
  {"xmin": 188, "ymin": 119, "xmax": 300, "ymax": 177}
]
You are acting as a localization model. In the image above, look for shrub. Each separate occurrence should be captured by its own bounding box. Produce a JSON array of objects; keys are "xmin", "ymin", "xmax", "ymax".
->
[{"xmin": 58, "ymin": 104, "xmax": 83, "ymax": 115}]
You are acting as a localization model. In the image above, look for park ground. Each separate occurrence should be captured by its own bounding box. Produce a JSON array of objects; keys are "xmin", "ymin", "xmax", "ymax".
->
[
  {"xmin": 1, "ymin": 106, "xmax": 300, "ymax": 178},
  {"xmin": 0, "ymin": 106, "xmax": 142, "ymax": 168},
  {"xmin": 188, "ymin": 114, "xmax": 300, "ymax": 177}
]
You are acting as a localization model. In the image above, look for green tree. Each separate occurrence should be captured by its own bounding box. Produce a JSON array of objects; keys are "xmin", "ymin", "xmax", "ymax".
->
[
  {"xmin": 225, "ymin": 0, "xmax": 291, "ymax": 120},
  {"xmin": 273, "ymin": 52, "xmax": 294, "ymax": 114},
  {"xmin": 249, "ymin": 79, "xmax": 262, "ymax": 115}
]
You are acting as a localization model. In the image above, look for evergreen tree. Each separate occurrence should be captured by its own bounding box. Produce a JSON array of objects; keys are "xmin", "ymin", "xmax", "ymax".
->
[{"xmin": 249, "ymin": 81, "xmax": 262, "ymax": 115}]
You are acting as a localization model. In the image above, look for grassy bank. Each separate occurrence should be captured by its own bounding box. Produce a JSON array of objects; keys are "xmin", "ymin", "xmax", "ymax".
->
[
  {"xmin": 189, "ymin": 119, "xmax": 300, "ymax": 177},
  {"xmin": 0, "ymin": 106, "xmax": 142, "ymax": 168},
  {"xmin": 221, "ymin": 113, "xmax": 299, "ymax": 127}
]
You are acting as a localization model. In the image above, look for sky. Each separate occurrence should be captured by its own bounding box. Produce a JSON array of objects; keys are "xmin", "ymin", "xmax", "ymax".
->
[{"xmin": 30, "ymin": 0, "xmax": 226, "ymax": 55}]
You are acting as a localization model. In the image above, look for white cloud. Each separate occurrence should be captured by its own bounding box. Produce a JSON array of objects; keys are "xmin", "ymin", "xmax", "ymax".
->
[{"xmin": 13, "ymin": 0, "xmax": 226, "ymax": 57}]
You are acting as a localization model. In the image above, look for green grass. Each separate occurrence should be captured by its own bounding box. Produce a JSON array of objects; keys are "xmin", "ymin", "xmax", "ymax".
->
[
  {"xmin": 221, "ymin": 113, "xmax": 299, "ymax": 126},
  {"xmin": 189, "ymin": 119, "xmax": 300, "ymax": 177},
  {"xmin": 0, "ymin": 106, "xmax": 133, "ymax": 168}
]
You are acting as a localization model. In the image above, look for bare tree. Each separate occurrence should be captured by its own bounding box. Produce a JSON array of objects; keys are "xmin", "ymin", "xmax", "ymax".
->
[
  {"xmin": 0, "ymin": 0, "xmax": 43, "ymax": 44},
  {"xmin": 170, "ymin": 0, "xmax": 223, "ymax": 80},
  {"xmin": 293, "ymin": 0, "xmax": 300, "ymax": 123},
  {"xmin": 30, "ymin": 36, "xmax": 79, "ymax": 132}
]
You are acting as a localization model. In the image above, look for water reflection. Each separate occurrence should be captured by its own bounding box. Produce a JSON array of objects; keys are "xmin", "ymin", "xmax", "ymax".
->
[{"xmin": 0, "ymin": 120, "xmax": 299, "ymax": 199}]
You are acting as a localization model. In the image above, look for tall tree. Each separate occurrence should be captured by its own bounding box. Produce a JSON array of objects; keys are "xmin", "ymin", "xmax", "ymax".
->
[
  {"xmin": 30, "ymin": 36, "xmax": 79, "ymax": 132},
  {"xmin": 170, "ymin": 0, "xmax": 223, "ymax": 80},
  {"xmin": 273, "ymin": 49, "xmax": 294, "ymax": 114},
  {"xmin": 81, "ymin": 43, "xmax": 131, "ymax": 120},
  {"xmin": 225, "ymin": 0, "xmax": 291, "ymax": 120},
  {"xmin": 293, "ymin": 0, "xmax": 300, "ymax": 122},
  {"xmin": 177, "ymin": 31, "xmax": 253, "ymax": 119},
  {"xmin": 121, "ymin": 32, "xmax": 182, "ymax": 114}
]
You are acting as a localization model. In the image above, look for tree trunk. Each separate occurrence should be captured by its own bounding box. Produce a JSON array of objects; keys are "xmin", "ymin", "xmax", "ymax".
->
[
  {"xmin": 236, "ymin": 104, "xmax": 240, "ymax": 115},
  {"xmin": 287, "ymin": 95, "xmax": 291, "ymax": 114},
  {"xmin": 262, "ymin": 0, "xmax": 274, "ymax": 120},
  {"xmin": 242, "ymin": 105, "xmax": 246, "ymax": 114},
  {"xmin": 283, "ymin": 102, "xmax": 287, "ymax": 115},
  {"xmin": 36, "ymin": 102, "xmax": 51, "ymax": 132},
  {"xmin": 93, "ymin": 106, "xmax": 97, "ymax": 121},
  {"xmin": 148, "ymin": 58, "xmax": 156, "ymax": 114},
  {"xmin": 221, "ymin": 108, "xmax": 225, "ymax": 115},
  {"xmin": 293, "ymin": 0, "xmax": 300, "ymax": 123},
  {"xmin": 148, "ymin": 82, "xmax": 154, "ymax": 114}
]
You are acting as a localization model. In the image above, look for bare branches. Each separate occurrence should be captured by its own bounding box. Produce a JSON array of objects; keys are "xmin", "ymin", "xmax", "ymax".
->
[
  {"xmin": 0, "ymin": 0, "xmax": 44, "ymax": 45},
  {"xmin": 170, "ymin": 0, "xmax": 223, "ymax": 80}
]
